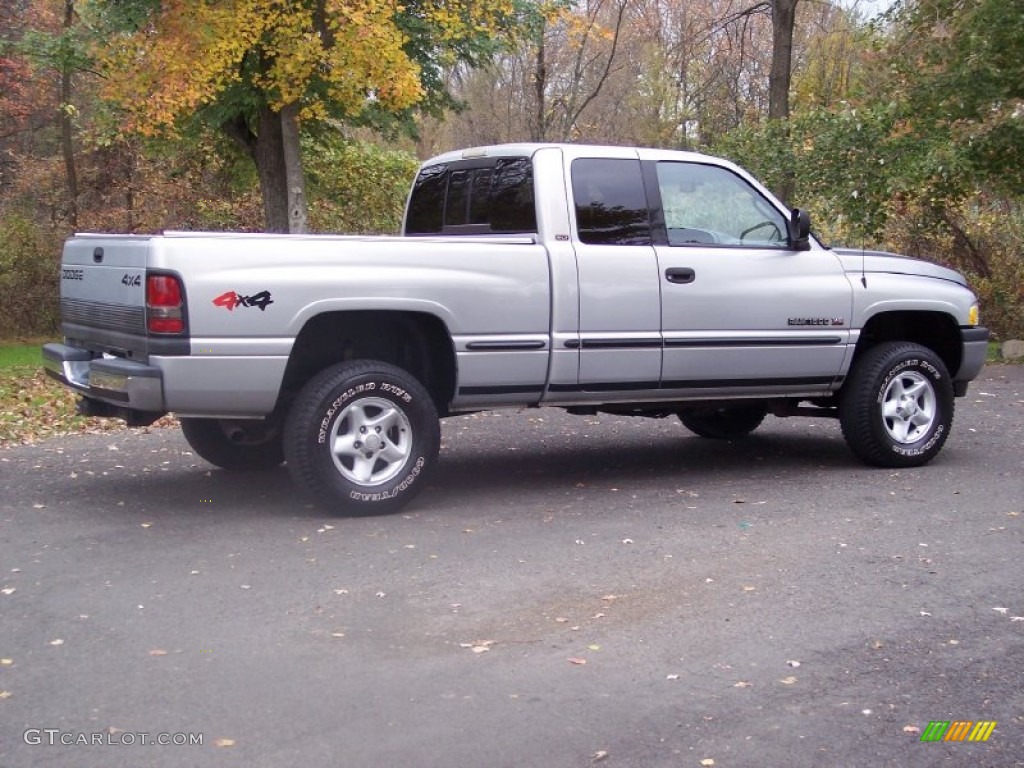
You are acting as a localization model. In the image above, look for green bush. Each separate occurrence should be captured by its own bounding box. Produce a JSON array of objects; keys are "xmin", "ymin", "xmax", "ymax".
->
[
  {"xmin": 0, "ymin": 216, "xmax": 62, "ymax": 338},
  {"xmin": 304, "ymin": 137, "xmax": 419, "ymax": 235}
]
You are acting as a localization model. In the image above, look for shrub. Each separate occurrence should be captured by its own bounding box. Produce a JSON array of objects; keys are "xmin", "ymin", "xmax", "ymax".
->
[
  {"xmin": 304, "ymin": 137, "xmax": 419, "ymax": 235},
  {"xmin": 0, "ymin": 215, "xmax": 62, "ymax": 338}
]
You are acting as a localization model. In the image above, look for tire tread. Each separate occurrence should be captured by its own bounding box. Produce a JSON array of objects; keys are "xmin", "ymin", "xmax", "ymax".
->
[
  {"xmin": 283, "ymin": 360, "xmax": 439, "ymax": 514},
  {"xmin": 839, "ymin": 342, "xmax": 954, "ymax": 467}
]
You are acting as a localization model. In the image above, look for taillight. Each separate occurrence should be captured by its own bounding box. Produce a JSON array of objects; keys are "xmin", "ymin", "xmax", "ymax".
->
[{"xmin": 146, "ymin": 274, "xmax": 184, "ymax": 334}]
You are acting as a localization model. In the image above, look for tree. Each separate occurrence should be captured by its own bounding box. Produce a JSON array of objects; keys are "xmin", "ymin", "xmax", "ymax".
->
[
  {"xmin": 885, "ymin": 0, "xmax": 1024, "ymax": 196},
  {"xmin": 93, "ymin": 0, "xmax": 515, "ymax": 232},
  {"xmin": 1, "ymin": 0, "xmax": 92, "ymax": 222},
  {"xmin": 527, "ymin": 0, "xmax": 630, "ymax": 141},
  {"xmin": 768, "ymin": 0, "xmax": 798, "ymax": 120}
]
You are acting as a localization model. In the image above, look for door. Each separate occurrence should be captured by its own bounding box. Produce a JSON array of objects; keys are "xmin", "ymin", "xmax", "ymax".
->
[
  {"xmin": 651, "ymin": 160, "xmax": 853, "ymax": 395},
  {"xmin": 568, "ymin": 155, "xmax": 662, "ymax": 396}
]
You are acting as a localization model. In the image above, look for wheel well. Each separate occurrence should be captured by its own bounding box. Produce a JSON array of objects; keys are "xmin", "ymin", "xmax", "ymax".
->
[
  {"xmin": 854, "ymin": 311, "xmax": 961, "ymax": 375},
  {"xmin": 278, "ymin": 311, "xmax": 456, "ymax": 415}
]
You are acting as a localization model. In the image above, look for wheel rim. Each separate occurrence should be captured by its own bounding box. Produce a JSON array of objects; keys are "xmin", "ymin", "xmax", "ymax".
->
[
  {"xmin": 328, "ymin": 397, "xmax": 413, "ymax": 486},
  {"xmin": 881, "ymin": 371, "xmax": 937, "ymax": 444}
]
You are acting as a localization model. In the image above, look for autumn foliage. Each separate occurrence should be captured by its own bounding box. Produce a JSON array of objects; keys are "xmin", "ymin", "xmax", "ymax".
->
[
  {"xmin": 0, "ymin": 0, "xmax": 1022, "ymax": 339},
  {"xmin": 96, "ymin": 0, "xmax": 514, "ymax": 132}
]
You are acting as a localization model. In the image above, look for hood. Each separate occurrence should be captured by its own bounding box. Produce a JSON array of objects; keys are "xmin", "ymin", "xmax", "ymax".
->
[{"xmin": 831, "ymin": 248, "xmax": 967, "ymax": 287}]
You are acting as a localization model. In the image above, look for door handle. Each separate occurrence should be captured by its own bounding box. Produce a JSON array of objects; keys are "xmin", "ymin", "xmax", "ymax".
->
[{"xmin": 665, "ymin": 267, "xmax": 696, "ymax": 284}]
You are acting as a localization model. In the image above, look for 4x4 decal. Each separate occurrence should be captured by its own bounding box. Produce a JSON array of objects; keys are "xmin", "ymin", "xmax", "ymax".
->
[{"xmin": 213, "ymin": 290, "xmax": 273, "ymax": 312}]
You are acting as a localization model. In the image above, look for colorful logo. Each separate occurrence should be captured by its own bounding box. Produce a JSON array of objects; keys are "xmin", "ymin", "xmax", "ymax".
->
[{"xmin": 920, "ymin": 720, "xmax": 996, "ymax": 742}]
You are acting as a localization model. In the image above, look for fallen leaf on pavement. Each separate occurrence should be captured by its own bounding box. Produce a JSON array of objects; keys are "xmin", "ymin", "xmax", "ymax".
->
[
  {"xmin": 460, "ymin": 640, "xmax": 494, "ymax": 653},
  {"xmin": 568, "ymin": 657, "xmax": 587, "ymax": 665},
  {"xmin": 779, "ymin": 676, "xmax": 797, "ymax": 685}
]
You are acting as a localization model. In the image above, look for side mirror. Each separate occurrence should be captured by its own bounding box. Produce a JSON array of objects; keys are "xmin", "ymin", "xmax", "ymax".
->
[{"xmin": 787, "ymin": 208, "xmax": 811, "ymax": 251}]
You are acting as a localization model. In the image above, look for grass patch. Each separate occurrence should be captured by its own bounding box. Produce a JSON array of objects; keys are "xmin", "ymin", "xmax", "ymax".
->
[{"xmin": 0, "ymin": 342, "xmax": 48, "ymax": 369}]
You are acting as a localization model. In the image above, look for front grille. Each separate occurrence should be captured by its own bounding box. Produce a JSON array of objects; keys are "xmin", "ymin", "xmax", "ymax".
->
[{"xmin": 61, "ymin": 297, "xmax": 146, "ymax": 335}]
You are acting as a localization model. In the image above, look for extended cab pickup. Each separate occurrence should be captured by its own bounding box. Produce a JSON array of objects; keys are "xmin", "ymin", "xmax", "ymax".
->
[{"xmin": 43, "ymin": 143, "xmax": 990, "ymax": 513}]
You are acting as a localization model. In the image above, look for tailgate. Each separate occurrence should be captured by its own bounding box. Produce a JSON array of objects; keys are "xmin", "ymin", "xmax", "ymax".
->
[{"xmin": 60, "ymin": 235, "xmax": 153, "ymax": 357}]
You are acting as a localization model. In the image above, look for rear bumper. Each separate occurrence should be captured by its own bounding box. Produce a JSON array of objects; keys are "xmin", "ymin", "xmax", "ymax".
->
[{"xmin": 42, "ymin": 343, "xmax": 165, "ymax": 413}]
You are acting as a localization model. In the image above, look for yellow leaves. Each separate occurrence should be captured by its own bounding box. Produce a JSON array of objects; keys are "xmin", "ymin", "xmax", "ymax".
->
[{"xmin": 97, "ymin": 0, "xmax": 512, "ymax": 132}]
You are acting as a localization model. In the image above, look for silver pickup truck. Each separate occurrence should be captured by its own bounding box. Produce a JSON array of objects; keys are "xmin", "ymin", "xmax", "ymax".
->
[{"xmin": 43, "ymin": 143, "xmax": 989, "ymax": 513}]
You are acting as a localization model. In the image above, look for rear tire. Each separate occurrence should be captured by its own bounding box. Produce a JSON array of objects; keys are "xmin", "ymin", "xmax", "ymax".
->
[
  {"xmin": 284, "ymin": 360, "xmax": 440, "ymax": 515},
  {"xmin": 180, "ymin": 418, "xmax": 284, "ymax": 470},
  {"xmin": 839, "ymin": 342, "xmax": 954, "ymax": 467},
  {"xmin": 678, "ymin": 405, "xmax": 767, "ymax": 439}
]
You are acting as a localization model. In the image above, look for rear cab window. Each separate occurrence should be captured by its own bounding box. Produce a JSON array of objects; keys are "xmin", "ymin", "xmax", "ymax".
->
[
  {"xmin": 570, "ymin": 158, "xmax": 652, "ymax": 245},
  {"xmin": 405, "ymin": 157, "xmax": 537, "ymax": 235}
]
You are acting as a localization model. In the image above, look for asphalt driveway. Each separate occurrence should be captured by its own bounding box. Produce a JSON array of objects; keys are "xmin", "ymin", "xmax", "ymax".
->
[{"xmin": 1, "ymin": 365, "xmax": 1022, "ymax": 767}]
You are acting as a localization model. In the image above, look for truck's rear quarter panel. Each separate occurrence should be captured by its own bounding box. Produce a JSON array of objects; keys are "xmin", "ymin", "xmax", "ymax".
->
[{"xmin": 150, "ymin": 234, "xmax": 551, "ymax": 414}]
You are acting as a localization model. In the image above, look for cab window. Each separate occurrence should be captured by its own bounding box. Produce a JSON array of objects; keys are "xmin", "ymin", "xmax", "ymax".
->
[
  {"xmin": 655, "ymin": 162, "xmax": 787, "ymax": 247},
  {"xmin": 571, "ymin": 158, "xmax": 652, "ymax": 245}
]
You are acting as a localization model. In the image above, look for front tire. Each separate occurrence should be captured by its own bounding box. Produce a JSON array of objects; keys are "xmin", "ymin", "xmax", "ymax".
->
[
  {"xmin": 284, "ymin": 361, "xmax": 440, "ymax": 515},
  {"xmin": 180, "ymin": 418, "xmax": 284, "ymax": 470},
  {"xmin": 839, "ymin": 342, "xmax": 954, "ymax": 467},
  {"xmin": 678, "ymin": 405, "xmax": 767, "ymax": 439}
]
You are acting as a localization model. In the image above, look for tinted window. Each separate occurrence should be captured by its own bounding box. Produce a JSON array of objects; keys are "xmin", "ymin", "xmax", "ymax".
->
[
  {"xmin": 406, "ymin": 157, "xmax": 536, "ymax": 235},
  {"xmin": 571, "ymin": 159, "xmax": 651, "ymax": 245},
  {"xmin": 490, "ymin": 159, "xmax": 535, "ymax": 232},
  {"xmin": 444, "ymin": 169, "xmax": 470, "ymax": 226},
  {"xmin": 467, "ymin": 168, "xmax": 493, "ymax": 224},
  {"xmin": 656, "ymin": 162, "xmax": 787, "ymax": 247},
  {"xmin": 405, "ymin": 164, "xmax": 447, "ymax": 234}
]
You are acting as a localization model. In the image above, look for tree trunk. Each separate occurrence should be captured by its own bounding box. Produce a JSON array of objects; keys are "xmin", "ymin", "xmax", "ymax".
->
[
  {"xmin": 769, "ymin": 0, "xmax": 799, "ymax": 203},
  {"xmin": 531, "ymin": 26, "xmax": 547, "ymax": 141},
  {"xmin": 281, "ymin": 103, "xmax": 308, "ymax": 234},
  {"xmin": 253, "ymin": 106, "xmax": 290, "ymax": 232},
  {"xmin": 60, "ymin": 0, "xmax": 78, "ymax": 227},
  {"xmin": 222, "ymin": 104, "xmax": 307, "ymax": 233},
  {"xmin": 769, "ymin": 0, "xmax": 798, "ymax": 121}
]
